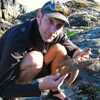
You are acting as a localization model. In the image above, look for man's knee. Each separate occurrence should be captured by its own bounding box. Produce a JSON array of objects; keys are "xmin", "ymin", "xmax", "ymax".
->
[
  {"xmin": 18, "ymin": 51, "xmax": 43, "ymax": 82},
  {"xmin": 53, "ymin": 43, "xmax": 67, "ymax": 55},
  {"xmin": 21, "ymin": 51, "xmax": 43, "ymax": 69}
]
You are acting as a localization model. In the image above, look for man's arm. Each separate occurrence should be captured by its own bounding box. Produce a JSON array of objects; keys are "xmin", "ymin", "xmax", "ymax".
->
[
  {"xmin": 1, "ymin": 73, "xmax": 67, "ymax": 98},
  {"xmin": 0, "ymin": 24, "xmax": 41, "ymax": 97},
  {"xmin": 59, "ymin": 33, "xmax": 81, "ymax": 57},
  {"xmin": 1, "ymin": 81, "xmax": 41, "ymax": 97}
]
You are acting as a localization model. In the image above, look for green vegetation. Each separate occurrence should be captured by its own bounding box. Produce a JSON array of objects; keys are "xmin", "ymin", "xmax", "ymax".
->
[{"xmin": 67, "ymin": 31, "xmax": 77, "ymax": 37}]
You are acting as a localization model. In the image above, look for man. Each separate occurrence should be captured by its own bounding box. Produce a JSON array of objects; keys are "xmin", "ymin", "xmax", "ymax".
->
[{"xmin": 0, "ymin": 0, "xmax": 91, "ymax": 99}]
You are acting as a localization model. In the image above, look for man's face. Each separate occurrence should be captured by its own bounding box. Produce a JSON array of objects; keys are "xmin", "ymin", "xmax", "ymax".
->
[{"xmin": 38, "ymin": 13, "xmax": 65, "ymax": 43}]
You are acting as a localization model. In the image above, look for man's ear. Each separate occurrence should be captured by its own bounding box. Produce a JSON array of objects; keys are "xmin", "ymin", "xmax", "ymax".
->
[{"xmin": 36, "ymin": 9, "xmax": 43, "ymax": 25}]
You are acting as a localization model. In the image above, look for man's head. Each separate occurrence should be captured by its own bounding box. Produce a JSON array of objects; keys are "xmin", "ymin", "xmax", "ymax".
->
[{"xmin": 36, "ymin": 1, "xmax": 70, "ymax": 43}]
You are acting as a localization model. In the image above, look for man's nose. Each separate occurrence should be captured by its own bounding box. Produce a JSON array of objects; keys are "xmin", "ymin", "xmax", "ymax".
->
[{"xmin": 50, "ymin": 26, "xmax": 57, "ymax": 33}]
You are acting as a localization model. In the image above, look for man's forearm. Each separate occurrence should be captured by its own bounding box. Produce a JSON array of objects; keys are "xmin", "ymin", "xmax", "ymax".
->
[{"xmin": 0, "ymin": 81, "xmax": 41, "ymax": 97}]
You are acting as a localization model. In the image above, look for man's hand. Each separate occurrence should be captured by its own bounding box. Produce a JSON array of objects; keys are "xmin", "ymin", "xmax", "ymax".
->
[
  {"xmin": 50, "ymin": 74, "xmax": 69, "ymax": 100},
  {"xmin": 73, "ymin": 48, "xmax": 92, "ymax": 62},
  {"xmin": 38, "ymin": 73, "xmax": 68, "ymax": 100},
  {"xmin": 38, "ymin": 73, "xmax": 68, "ymax": 91}
]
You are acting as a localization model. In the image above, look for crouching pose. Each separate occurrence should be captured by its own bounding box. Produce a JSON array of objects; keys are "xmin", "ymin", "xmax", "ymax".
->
[{"xmin": 0, "ymin": 1, "xmax": 92, "ymax": 99}]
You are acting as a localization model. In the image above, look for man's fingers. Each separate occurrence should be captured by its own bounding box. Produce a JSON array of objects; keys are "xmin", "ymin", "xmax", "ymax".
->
[
  {"xmin": 77, "ymin": 48, "xmax": 92, "ymax": 61},
  {"xmin": 56, "ymin": 74, "xmax": 69, "ymax": 88},
  {"xmin": 84, "ymin": 48, "xmax": 92, "ymax": 55},
  {"xmin": 51, "ymin": 73, "xmax": 61, "ymax": 80}
]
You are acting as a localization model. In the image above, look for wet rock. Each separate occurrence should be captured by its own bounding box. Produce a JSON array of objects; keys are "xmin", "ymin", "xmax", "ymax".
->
[
  {"xmin": 71, "ymin": 27, "xmax": 100, "ymax": 56},
  {"xmin": 69, "ymin": 15, "xmax": 89, "ymax": 27}
]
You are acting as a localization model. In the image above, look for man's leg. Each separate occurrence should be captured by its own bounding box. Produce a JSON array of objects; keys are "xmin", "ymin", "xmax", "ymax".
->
[
  {"xmin": 34, "ymin": 43, "xmax": 68, "ymax": 79},
  {"xmin": 17, "ymin": 43, "xmax": 67, "ymax": 83},
  {"xmin": 17, "ymin": 51, "xmax": 43, "ymax": 83},
  {"xmin": 44, "ymin": 43, "xmax": 67, "ymax": 75},
  {"xmin": 44, "ymin": 43, "xmax": 79, "ymax": 86}
]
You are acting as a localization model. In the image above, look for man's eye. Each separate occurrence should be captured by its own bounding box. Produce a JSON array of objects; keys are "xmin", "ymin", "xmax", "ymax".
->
[
  {"xmin": 49, "ymin": 19, "xmax": 54, "ymax": 24},
  {"xmin": 56, "ymin": 24, "xmax": 63, "ymax": 29}
]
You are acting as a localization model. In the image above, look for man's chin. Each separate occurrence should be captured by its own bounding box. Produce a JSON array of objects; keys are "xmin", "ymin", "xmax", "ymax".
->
[{"xmin": 44, "ymin": 38, "xmax": 54, "ymax": 43}]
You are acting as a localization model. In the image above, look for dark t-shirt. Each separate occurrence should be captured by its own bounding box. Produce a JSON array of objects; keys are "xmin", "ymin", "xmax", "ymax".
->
[{"xmin": 0, "ymin": 19, "xmax": 78, "ymax": 97}]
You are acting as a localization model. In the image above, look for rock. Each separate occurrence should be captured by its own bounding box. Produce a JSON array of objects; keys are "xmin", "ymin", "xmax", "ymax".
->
[
  {"xmin": 0, "ymin": 0, "xmax": 25, "ymax": 20},
  {"xmin": 69, "ymin": 15, "xmax": 89, "ymax": 27},
  {"xmin": 65, "ymin": 27, "xmax": 100, "ymax": 100},
  {"xmin": 0, "ymin": 18, "xmax": 12, "ymax": 34}
]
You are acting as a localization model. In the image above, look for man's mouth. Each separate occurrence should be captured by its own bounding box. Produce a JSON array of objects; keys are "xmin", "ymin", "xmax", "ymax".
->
[{"xmin": 45, "ymin": 33, "xmax": 52, "ymax": 39}]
